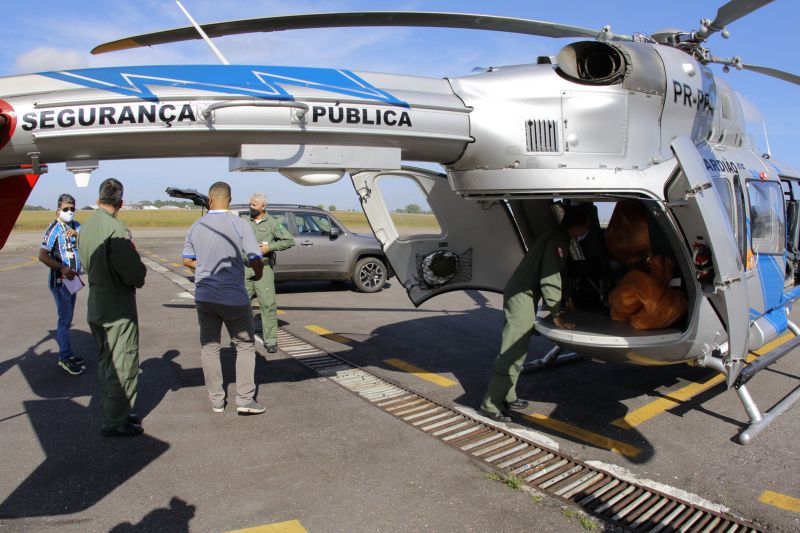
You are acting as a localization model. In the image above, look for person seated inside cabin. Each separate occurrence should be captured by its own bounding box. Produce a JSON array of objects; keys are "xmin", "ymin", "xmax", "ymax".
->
[
  {"xmin": 562, "ymin": 203, "xmax": 611, "ymax": 312},
  {"xmin": 604, "ymin": 199, "xmax": 688, "ymax": 330}
]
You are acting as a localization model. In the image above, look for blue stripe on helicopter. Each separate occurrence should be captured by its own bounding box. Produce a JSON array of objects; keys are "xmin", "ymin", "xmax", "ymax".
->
[
  {"xmin": 40, "ymin": 65, "xmax": 408, "ymax": 106},
  {"xmin": 756, "ymin": 254, "xmax": 787, "ymax": 331}
]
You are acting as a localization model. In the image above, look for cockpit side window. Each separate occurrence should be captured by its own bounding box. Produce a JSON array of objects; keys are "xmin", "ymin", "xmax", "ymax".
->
[
  {"xmin": 712, "ymin": 178, "xmax": 735, "ymax": 237},
  {"xmin": 733, "ymin": 175, "xmax": 748, "ymax": 267},
  {"xmin": 747, "ymin": 180, "xmax": 786, "ymax": 255}
]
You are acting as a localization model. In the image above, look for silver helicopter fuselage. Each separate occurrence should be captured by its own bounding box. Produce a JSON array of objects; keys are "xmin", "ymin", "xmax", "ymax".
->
[{"xmin": 0, "ymin": 40, "xmax": 797, "ymax": 368}]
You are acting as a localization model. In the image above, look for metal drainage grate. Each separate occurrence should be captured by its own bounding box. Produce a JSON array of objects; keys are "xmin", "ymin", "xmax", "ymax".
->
[{"xmin": 277, "ymin": 329, "xmax": 762, "ymax": 533}]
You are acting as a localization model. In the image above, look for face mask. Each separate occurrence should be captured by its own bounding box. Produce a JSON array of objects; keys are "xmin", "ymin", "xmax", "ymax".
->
[
  {"xmin": 59, "ymin": 210, "xmax": 75, "ymax": 223},
  {"xmin": 249, "ymin": 207, "xmax": 261, "ymax": 219}
]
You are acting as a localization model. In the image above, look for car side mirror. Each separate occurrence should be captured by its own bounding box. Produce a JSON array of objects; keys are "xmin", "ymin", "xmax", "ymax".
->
[{"xmin": 329, "ymin": 226, "xmax": 340, "ymax": 240}]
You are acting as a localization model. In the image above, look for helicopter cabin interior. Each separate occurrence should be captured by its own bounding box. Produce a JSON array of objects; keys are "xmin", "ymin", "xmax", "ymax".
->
[
  {"xmin": 509, "ymin": 172, "xmax": 800, "ymax": 343},
  {"xmin": 509, "ymin": 196, "xmax": 697, "ymax": 341}
]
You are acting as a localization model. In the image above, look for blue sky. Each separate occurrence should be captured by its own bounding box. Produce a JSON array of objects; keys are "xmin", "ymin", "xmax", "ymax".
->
[{"xmin": 3, "ymin": 0, "xmax": 798, "ymax": 209}]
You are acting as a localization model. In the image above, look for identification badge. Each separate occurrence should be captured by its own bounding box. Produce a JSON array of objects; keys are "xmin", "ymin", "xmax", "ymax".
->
[{"xmin": 65, "ymin": 251, "xmax": 74, "ymax": 259}]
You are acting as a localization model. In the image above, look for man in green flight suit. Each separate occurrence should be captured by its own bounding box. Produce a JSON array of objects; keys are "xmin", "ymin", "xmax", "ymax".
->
[
  {"xmin": 478, "ymin": 205, "xmax": 592, "ymax": 422},
  {"xmin": 77, "ymin": 178, "xmax": 147, "ymax": 437},
  {"xmin": 244, "ymin": 192, "xmax": 295, "ymax": 353}
]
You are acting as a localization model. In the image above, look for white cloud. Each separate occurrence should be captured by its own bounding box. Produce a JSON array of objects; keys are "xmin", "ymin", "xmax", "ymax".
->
[{"xmin": 14, "ymin": 47, "xmax": 90, "ymax": 72}]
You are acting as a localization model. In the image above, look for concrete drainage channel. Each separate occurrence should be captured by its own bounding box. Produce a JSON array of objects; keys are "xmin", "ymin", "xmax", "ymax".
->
[
  {"xmin": 145, "ymin": 258, "xmax": 760, "ymax": 533},
  {"xmin": 276, "ymin": 328, "xmax": 762, "ymax": 533}
]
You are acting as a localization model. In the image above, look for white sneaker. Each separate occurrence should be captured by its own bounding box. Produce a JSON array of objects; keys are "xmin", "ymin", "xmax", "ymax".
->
[{"xmin": 211, "ymin": 401, "xmax": 225, "ymax": 413}]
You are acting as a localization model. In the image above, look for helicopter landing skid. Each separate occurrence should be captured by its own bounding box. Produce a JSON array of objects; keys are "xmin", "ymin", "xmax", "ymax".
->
[
  {"xmin": 699, "ymin": 322, "xmax": 800, "ymax": 445},
  {"xmin": 522, "ymin": 345, "xmax": 589, "ymax": 373}
]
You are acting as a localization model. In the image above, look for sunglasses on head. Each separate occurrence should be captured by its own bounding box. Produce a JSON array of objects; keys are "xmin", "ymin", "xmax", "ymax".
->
[{"xmin": 61, "ymin": 207, "xmax": 75, "ymax": 212}]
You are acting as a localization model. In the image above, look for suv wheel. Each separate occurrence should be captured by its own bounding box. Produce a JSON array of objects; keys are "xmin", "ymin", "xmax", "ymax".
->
[{"xmin": 353, "ymin": 257, "xmax": 387, "ymax": 293}]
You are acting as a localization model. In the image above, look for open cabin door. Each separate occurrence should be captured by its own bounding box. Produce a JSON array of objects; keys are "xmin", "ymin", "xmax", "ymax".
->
[
  {"xmin": 351, "ymin": 167, "xmax": 525, "ymax": 305},
  {"xmin": 668, "ymin": 137, "xmax": 750, "ymax": 386}
]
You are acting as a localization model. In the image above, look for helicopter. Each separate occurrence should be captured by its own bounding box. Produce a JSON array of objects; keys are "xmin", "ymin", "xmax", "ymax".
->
[{"xmin": 0, "ymin": 1, "xmax": 798, "ymax": 444}]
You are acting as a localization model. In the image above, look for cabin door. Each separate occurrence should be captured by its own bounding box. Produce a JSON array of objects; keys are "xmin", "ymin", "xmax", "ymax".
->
[{"xmin": 351, "ymin": 167, "xmax": 524, "ymax": 305}]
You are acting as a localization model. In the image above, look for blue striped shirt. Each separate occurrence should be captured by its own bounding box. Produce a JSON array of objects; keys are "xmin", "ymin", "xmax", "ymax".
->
[{"xmin": 41, "ymin": 220, "xmax": 81, "ymax": 288}]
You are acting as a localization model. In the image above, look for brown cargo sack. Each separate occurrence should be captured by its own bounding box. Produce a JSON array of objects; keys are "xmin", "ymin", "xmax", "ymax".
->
[
  {"xmin": 606, "ymin": 199, "xmax": 651, "ymax": 267},
  {"xmin": 609, "ymin": 257, "xmax": 687, "ymax": 330}
]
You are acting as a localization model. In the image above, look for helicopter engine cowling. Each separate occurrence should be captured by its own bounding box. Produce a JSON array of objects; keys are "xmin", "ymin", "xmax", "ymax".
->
[
  {"xmin": 554, "ymin": 41, "xmax": 668, "ymax": 97},
  {"xmin": 555, "ymin": 41, "xmax": 628, "ymax": 85}
]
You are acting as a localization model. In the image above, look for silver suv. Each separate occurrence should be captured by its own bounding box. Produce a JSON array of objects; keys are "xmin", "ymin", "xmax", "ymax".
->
[
  {"xmin": 166, "ymin": 188, "xmax": 389, "ymax": 292},
  {"xmin": 263, "ymin": 204, "xmax": 389, "ymax": 292}
]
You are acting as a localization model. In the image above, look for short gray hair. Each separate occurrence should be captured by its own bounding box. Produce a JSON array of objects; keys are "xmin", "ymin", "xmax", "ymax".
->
[{"xmin": 250, "ymin": 192, "xmax": 267, "ymax": 206}]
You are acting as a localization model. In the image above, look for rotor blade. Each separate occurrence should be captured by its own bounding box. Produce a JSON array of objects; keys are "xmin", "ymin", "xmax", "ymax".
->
[
  {"xmin": 742, "ymin": 63, "xmax": 800, "ymax": 85},
  {"xmin": 698, "ymin": 0, "xmax": 774, "ymax": 38},
  {"xmin": 92, "ymin": 11, "xmax": 629, "ymax": 55}
]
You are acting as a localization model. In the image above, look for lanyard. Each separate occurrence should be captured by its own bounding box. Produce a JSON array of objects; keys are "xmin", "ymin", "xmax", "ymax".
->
[{"xmin": 57, "ymin": 221, "xmax": 74, "ymax": 251}]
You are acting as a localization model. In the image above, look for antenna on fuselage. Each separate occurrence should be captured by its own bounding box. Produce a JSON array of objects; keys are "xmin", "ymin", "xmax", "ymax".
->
[
  {"xmin": 762, "ymin": 121, "xmax": 772, "ymax": 159},
  {"xmin": 175, "ymin": 1, "xmax": 230, "ymax": 65}
]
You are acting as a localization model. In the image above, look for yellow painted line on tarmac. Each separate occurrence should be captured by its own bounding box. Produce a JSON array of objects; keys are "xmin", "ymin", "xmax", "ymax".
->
[
  {"xmin": 612, "ymin": 332, "xmax": 795, "ymax": 430},
  {"xmin": 0, "ymin": 255, "xmax": 37, "ymax": 272},
  {"xmin": 759, "ymin": 490, "xmax": 800, "ymax": 513},
  {"xmin": 225, "ymin": 519, "xmax": 309, "ymax": 533},
  {"xmin": 524, "ymin": 413, "xmax": 642, "ymax": 458},
  {"xmin": 170, "ymin": 262, "xmax": 182, "ymax": 267},
  {"xmin": 304, "ymin": 324, "xmax": 351, "ymax": 344},
  {"xmin": 277, "ymin": 309, "xmax": 285, "ymax": 315},
  {"xmin": 383, "ymin": 358, "xmax": 458, "ymax": 388}
]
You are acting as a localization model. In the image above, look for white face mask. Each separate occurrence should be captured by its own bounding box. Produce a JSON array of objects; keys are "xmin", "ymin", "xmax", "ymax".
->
[{"xmin": 59, "ymin": 210, "xmax": 75, "ymax": 224}]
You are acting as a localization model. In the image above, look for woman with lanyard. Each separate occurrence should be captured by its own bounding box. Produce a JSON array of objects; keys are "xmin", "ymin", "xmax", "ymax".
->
[{"xmin": 38, "ymin": 193, "xmax": 85, "ymax": 375}]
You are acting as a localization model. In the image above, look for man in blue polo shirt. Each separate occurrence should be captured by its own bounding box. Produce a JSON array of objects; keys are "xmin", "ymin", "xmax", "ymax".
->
[
  {"xmin": 183, "ymin": 181, "xmax": 266, "ymax": 415},
  {"xmin": 38, "ymin": 193, "xmax": 85, "ymax": 376}
]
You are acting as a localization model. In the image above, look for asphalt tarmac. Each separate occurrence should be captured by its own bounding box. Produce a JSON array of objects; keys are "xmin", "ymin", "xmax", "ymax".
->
[{"xmin": 1, "ymin": 228, "xmax": 799, "ymax": 532}]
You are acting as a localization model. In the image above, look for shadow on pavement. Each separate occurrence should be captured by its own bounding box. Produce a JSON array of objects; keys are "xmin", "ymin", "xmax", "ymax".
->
[
  {"xmin": 110, "ymin": 497, "xmax": 196, "ymax": 533},
  {"xmin": 0, "ymin": 397, "xmax": 169, "ymax": 518},
  {"xmin": 326, "ymin": 292, "xmax": 718, "ymax": 464},
  {"xmin": 0, "ymin": 332, "xmax": 174, "ymax": 519},
  {"xmin": 275, "ymin": 279, "xmax": 392, "ymax": 294},
  {"xmin": 136, "ymin": 349, "xmax": 204, "ymax": 419}
]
